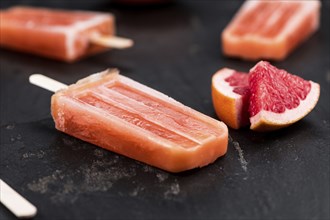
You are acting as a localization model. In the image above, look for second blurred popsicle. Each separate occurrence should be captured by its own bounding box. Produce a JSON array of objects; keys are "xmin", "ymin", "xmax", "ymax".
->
[
  {"xmin": 222, "ymin": 0, "xmax": 321, "ymax": 60},
  {"xmin": 0, "ymin": 6, "xmax": 133, "ymax": 62}
]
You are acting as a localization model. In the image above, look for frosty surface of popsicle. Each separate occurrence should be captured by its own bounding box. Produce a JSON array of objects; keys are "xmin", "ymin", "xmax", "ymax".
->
[
  {"xmin": 222, "ymin": 0, "xmax": 321, "ymax": 60},
  {"xmin": 51, "ymin": 70, "xmax": 228, "ymax": 172},
  {"xmin": 0, "ymin": 6, "xmax": 115, "ymax": 62}
]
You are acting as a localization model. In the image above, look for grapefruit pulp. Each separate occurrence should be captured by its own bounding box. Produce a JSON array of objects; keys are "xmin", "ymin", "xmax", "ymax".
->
[{"xmin": 249, "ymin": 61, "xmax": 320, "ymax": 131}]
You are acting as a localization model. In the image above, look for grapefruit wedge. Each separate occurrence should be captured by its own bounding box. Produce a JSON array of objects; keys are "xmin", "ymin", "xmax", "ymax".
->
[
  {"xmin": 212, "ymin": 68, "xmax": 250, "ymax": 129},
  {"xmin": 249, "ymin": 61, "xmax": 320, "ymax": 131},
  {"xmin": 211, "ymin": 62, "xmax": 320, "ymax": 132}
]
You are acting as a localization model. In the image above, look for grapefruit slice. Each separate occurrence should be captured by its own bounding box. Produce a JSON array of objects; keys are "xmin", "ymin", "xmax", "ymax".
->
[
  {"xmin": 212, "ymin": 68, "xmax": 250, "ymax": 129},
  {"xmin": 249, "ymin": 61, "xmax": 320, "ymax": 131}
]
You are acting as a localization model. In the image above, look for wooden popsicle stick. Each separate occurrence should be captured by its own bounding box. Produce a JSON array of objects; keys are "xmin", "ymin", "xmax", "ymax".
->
[
  {"xmin": 89, "ymin": 33, "xmax": 134, "ymax": 49},
  {"xmin": 29, "ymin": 74, "xmax": 68, "ymax": 93},
  {"xmin": 0, "ymin": 179, "xmax": 37, "ymax": 218}
]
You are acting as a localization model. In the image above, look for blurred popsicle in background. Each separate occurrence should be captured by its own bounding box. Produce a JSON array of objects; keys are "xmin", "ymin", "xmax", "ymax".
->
[
  {"xmin": 222, "ymin": 0, "xmax": 321, "ymax": 60},
  {"xmin": 0, "ymin": 6, "xmax": 133, "ymax": 62}
]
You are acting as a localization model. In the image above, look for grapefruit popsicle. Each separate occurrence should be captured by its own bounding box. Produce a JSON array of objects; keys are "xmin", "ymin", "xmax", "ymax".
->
[
  {"xmin": 222, "ymin": 0, "xmax": 321, "ymax": 60},
  {"xmin": 0, "ymin": 6, "xmax": 132, "ymax": 62},
  {"xmin": 50, "ymin": 70, "xmax": 228, "ymax": 172}
]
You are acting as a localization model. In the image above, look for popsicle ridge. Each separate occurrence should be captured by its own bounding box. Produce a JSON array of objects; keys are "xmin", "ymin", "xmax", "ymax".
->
[{"xmin": 93, "ymin": 87, "xmax": 210, "ymax": 142}]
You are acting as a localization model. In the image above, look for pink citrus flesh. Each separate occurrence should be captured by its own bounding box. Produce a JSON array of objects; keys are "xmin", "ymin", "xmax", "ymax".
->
[{"xmin": 248, "ymin": 61, "xmax": 320, "ymax": 131}]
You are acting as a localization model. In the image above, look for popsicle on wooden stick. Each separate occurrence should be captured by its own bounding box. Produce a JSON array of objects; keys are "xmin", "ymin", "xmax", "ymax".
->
[
  {"xmin": 30, "ymin": 70, "xmax": 228, "ymax": 172},
  {"xmin": 0, "ymin": 6, "xmax": 133, "ymax": 62}
]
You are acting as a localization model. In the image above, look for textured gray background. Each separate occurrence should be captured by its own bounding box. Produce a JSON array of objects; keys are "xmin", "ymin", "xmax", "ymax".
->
[{"xmin": 1, "ymin": 1, "xmax": 329, "ymax": 219}]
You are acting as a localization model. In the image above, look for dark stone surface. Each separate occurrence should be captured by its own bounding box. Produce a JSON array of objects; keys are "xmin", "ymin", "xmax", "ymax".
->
[{"xmin": 0, "ymin": 1, "xmax": 329, "ymax": 220}]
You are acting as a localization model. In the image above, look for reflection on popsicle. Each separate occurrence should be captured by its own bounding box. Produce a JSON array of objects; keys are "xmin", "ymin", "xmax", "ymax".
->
[
  {"xmin": 0, "ymin": 7, "xmax": 133, "ymax": 62},
  {"xmin": 29, "ymin": 70, "xmax": 228, "ymax": 172}
]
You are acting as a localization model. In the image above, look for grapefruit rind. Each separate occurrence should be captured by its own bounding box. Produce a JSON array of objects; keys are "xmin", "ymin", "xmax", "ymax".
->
[
  {"xmin": 250, "ymin": 81, "xmax": 320, "ymax": 131},
  {"xmin": 211, "ymin": 68, "xmax": 246, "ymax": 129}
]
